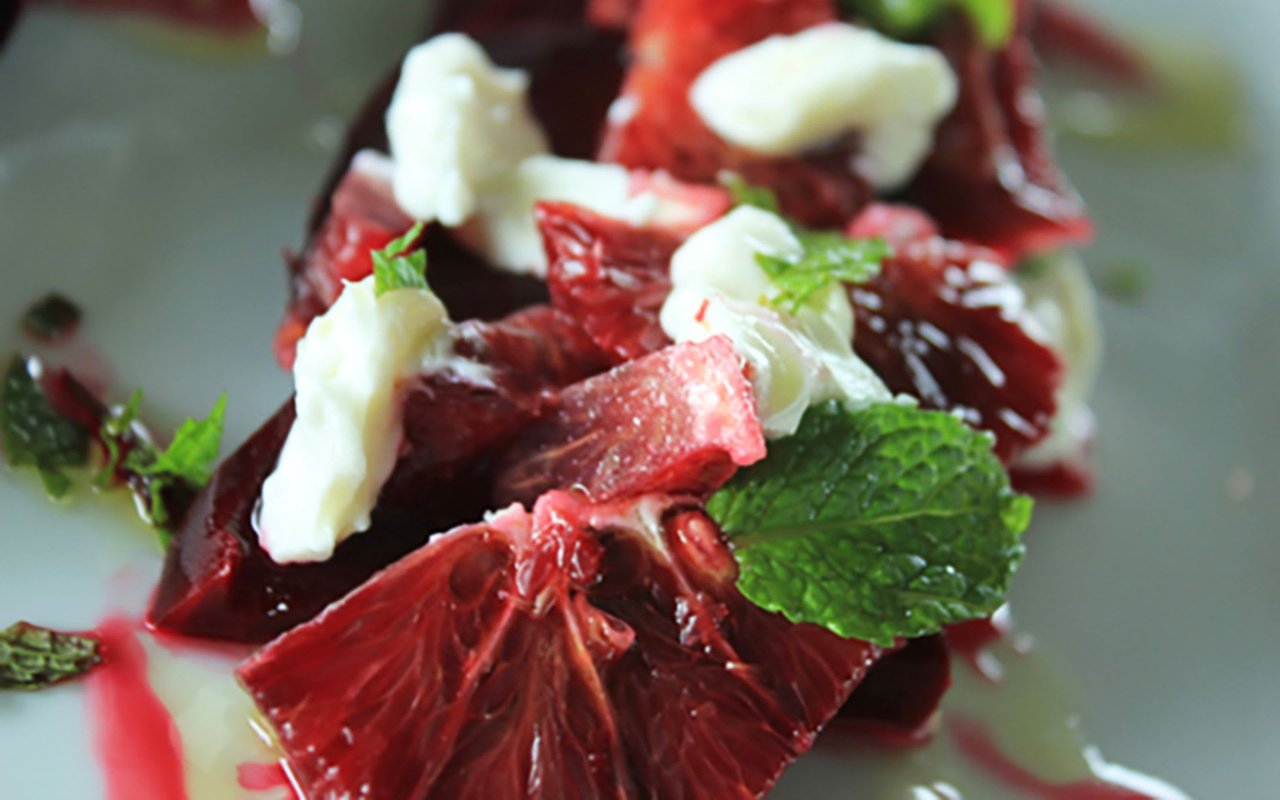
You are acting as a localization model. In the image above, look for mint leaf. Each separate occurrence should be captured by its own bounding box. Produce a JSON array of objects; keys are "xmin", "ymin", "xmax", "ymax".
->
[
  {"xmin": 721, "ymin": 172, "xmax": 782, "ymax": 214},
  {"xmin": 1, "ymin": 621, "xmax": 101, "ymax": 691},
  {"xmin": 22, "ymin": 293, "xmax": 82, "ymax": 342},
  {"xmin": 722, "ymin": 176, "xmax": 889, "ymax": 312},
  {"xmin": 372, "ymin": 222, "xmax": 428, "ymax": 296},
  {"xmin": 126, "ymin": 393, "xmax": 226, "ymax": 529},
  {"xmin": 1, "ymin": 355, "xmax": 90, "ymax": 498},
  {"xmin": 843, "ymin": 0, "xmax": 1014, "ymax": 47},
  {"xmin": 706, "ymin": 401, "xmax": 1029, "ymax": 646},
  {"xmin": 757, "ymin": 231, "xmax": 888, "ymax": 314},
  {"xmin": 95, "ymin": 388, "xmax": 143, "ymax": 488}
]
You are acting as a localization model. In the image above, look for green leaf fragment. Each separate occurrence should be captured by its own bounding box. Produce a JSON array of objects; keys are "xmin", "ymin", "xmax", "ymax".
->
[
  {"xmin": 1, "ymin": 355, "xmax": 91, "ymax": 499},
  {"xmin": 1, "ymin": 621, "xmax": 101, "ymax": 691},
  {"xmin": 844, "ymin": 0, "xmax": 1014, "ymax": 47},
  {"xmin": 372, "ymin": 221, "xmax": 429, "ymax": 296},
  {"xmin": 126, "ymin": 392, "xmax": 227, "ymax": 529},
  {"xmin": 707, "ymin": 401, "xmax": 1029, "ymax": 647},
  {"xmin": 721, "ymin": 172, "xmax": 782, "ymax": 214},
  {"xmin": 757, "ymin": 232, "xmax": 888, "ymax": 314},
  {"xmin": 22, "ymin": 293, "xmax": 82, "ymax": 342}
]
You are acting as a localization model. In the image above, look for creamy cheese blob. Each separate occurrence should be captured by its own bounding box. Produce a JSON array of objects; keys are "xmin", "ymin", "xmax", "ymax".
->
[
  {"xmin": 659, "ymin": 206, "xmax": 891, "ymax": 438},
  {"xmin": 257, "ymin": 276, "xmax": 451, "ymax": 564},
  {"xmin": 689, "ymin": 23, "xmax": 957, "ymax": 189},
  {"xmin": 385, "ymin": 34, "xmax": 720, "ymax": 277},
  {"xmin": 1014, "ymin": 252, "xmax": 1103, "ymax": 468},
  {"xmin": 386, "ymin": 33, "xmax": 548, "ymax": 225}
]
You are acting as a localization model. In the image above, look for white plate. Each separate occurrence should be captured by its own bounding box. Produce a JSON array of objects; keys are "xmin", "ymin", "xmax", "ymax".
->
[{"xmin": 1, "ymin": 2, "xmax": 1277, "ymax": 798}]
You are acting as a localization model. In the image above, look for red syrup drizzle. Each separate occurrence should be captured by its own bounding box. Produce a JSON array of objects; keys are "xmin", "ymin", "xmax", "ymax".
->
[
  {"xmin": 84, "ymin": 616, "xmax": 189, "ymax": 800},
  {"xmin": 948, "ymin": 715, "xmax": 1162, "ymax": 800}
]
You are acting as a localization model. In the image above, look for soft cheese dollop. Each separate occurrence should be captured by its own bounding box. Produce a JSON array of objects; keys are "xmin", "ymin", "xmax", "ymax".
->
[
  {"xmin": 257, "ymin": 276, "xmax": 451, "ymax": 564},
  {"xmin": 659, "ymin": 206, "xmax": 890, "ymax": 438},
  {"xmin": 1014, "ymin": 252, "xmax": 1103, "ymax": 467},
  {"xmin": 386, "ymin": 33, "xmax": 548, "ymax": 225},
  {"xmin": 386, "ymin": 34, "xmax": 726, "ymax": 277},
  {"xmin": 689, "ymin": 23, "xmax": 957, "ymax": 189}
]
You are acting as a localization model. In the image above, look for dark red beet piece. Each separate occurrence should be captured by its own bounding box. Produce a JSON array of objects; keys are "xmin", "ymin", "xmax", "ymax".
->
[
  {"xmin": 1030, "ymin": 0, "xmax": 1152, "ymax": 87},
  {"xmin": 539, "ymin": 201, "xmax": 678, "ymax": 365},
  {"xmin": 494, "ymin": 337, "xmax": 765, "ymax": 506},
  {"xmin": 598, "ymin": 0, "xmax": 872, "ymax": 228},
  {"xmin": 836, "ymin": 635, "xmax": 951, "ymax": 745},
  {"xmin": 151, "ymin": 307, "xmax": 608, "ymax": 643},
  {"xmin": 238, "ymin": 492, "xmax": 882, "ymax": 800},
  {"xmin": 37, "ymin": 0, "xmax": 256, "ymax": 32},
  {"xmin": 905, "ymin": 6, "xmax": 1092, "ymax": 260},
  {"xmin": 847, "ymin": 205, "xmax": 1063, "ymax": 461}
]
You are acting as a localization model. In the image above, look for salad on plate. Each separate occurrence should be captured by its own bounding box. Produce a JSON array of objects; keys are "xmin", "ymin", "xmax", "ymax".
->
[{"xmin": 1, "ymin": 0, "xmax": 1195, "ymax": 797}]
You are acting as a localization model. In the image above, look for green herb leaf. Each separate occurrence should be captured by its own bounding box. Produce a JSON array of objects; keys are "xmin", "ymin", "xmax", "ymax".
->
[
  {"xmin": 372, "ymin": 222, "xmax": 429, "ymax": 296},
  {"xmin": 124, "ymin": 393, "xmax": 226, "ymax": 529},
  {"xmin": 706, "ymin": 401, "xmax": 1030, "ymax": 647},
  {"xmin": 757, "ymin": 231, "xmax": 889, "ymax": 314},
  {"xmin": 22, "ymin": 293, "xmax": 82, "ymax": 342},
  {"xmin": 843, "ymin": 0, "xmax": 1014, "ymax": 47},
  {"xmin": 132, "ymin": 393, "xmax": 226, "ymax": 486},
  {"xmin": 1, "ymin": 355, "xmax": 90, "ymax": 498},
  {"xmin": 721, "ymin": 172, "xmax": 782, "ymax": 214},
  {"xmin": 1, "ymin": 621, "xmax": 101, "ymax": 691}
]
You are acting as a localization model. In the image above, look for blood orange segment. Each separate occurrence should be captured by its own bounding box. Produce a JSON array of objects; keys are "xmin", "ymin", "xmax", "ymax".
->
[
  {"xmin": 494, "ymin": 336, "xmax": 766, "ymax": 505},
  {"xmin": 539, "ymin": 201, "xmax": 678, "ymax": 364},
  {"xmin": 151, "ymin": 306, "xmax": 607, "ymax": 643},
  {"xmin": 599, "ymin": 0, "xmax": 871, "ymax": 227},
  {"xmin": 847, "ymin": 206, "xmax": 1063, "ymax": 461},
  {"xmin": 904, "ymin": 7, "xmax": 1093, "ymax": 259},
  {"xmin": 238, "ymin": 492, "xmax": 882, "ymax": 800}
]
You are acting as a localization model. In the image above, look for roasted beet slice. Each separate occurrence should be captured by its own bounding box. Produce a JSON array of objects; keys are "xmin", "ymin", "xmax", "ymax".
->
[
  {"xmin": 238, "ymin": 492, "xmax": 882, "ymax": 800},
  {"xmin": 494, "ymin": 336, "xmax": 765, "ymax": 505},
  {"xmin": 277, "ymin": 158, "xmax": 548, "ymax": 369},
  {"xmin": 598, "ymin": 0, "xmax": 872, "ymax": 228},
  {"xmin": 847, "ymin": 205, "xmax": 1063, "ymax": 461},
  {"xmin": 1030, "ymin": 0, "xmax": 1152, "ymax": 87},
  {"xmin": 29, "ymin": 0, "xmax": 257, "ymax": 32},
  {"xmin": 151, "ymin": 307, "xmax": 607, "ymax": 643},
  {"xmin": 539, "ymin": 201, "xmax": 678, "ymax": 364},
  {"xmin": 836, "ymin": 635, "xmax": 951, "ymax": 745},
  {"xmin": 905, "ymin": 7, "xmax": 1092, "ymax": 259}
]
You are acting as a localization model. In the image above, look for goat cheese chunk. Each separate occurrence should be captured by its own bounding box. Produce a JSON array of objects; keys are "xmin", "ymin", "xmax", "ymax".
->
[
  {"xmin": 689, "ymin": 23, "xmax": 957, "ymax": 189},
  {"xmin": 659, "ymin": 206, "xmax": 890, "ymax": 438},
  {"xmin": 386, "ymin": 33, "xmax": 548, "ymax": 226},
  {"xmin": 257, "ymin": 276, "xmax": 451, "ymax": 564}
]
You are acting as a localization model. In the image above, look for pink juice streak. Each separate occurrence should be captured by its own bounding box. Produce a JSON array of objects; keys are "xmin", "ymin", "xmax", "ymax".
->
[
  {"xmin": 948, "ymin": 715, "xmax": 1159, "ymax": 800},
  {"xmin": 84, "ymin": 616, "xmax": 189, "ymax": 800}
]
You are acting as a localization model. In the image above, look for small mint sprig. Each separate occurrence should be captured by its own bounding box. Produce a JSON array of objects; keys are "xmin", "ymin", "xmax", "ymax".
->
[{"xmin": 372, "ymin": 222, "xmax": 429, "ymax": 296}]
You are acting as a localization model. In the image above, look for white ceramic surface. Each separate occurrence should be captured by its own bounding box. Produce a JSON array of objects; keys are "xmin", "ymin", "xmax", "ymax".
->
[{"xmin": 1, "ymin": 2, "xmax": 1276, "ymax": 798}]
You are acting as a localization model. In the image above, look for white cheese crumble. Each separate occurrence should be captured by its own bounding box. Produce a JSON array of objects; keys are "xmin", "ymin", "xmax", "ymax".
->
[
  {"xmin": 257, "ymin": 276, "xmax": 453, "ymax": 564},
  {"xmin": 386, "ymin": 33, "xmax": 548, "ymax": 226},
  {"xmin": 689, "ymin": 23, "xmax": 957, "ymax": 189},
  {"xmin": 1013, "ymin": 252, "xmax": 1103, "ymax": 468},
  {"xmin": 386, "ymin": 34, "xmax": 717, "ymax": 278},
  {"xmin": 658, "ymin": 206, "xmax": 891, "ymax": 438}
]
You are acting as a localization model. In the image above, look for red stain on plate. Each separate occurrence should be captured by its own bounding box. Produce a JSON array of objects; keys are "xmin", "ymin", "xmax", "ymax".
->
[
  {"xmin": 84, "ymin": 616, "xmax": 189, "ymax": 800},
  {"xmin": 237, "ymin": 760, "xmax": 299, "ymax": 796}
]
